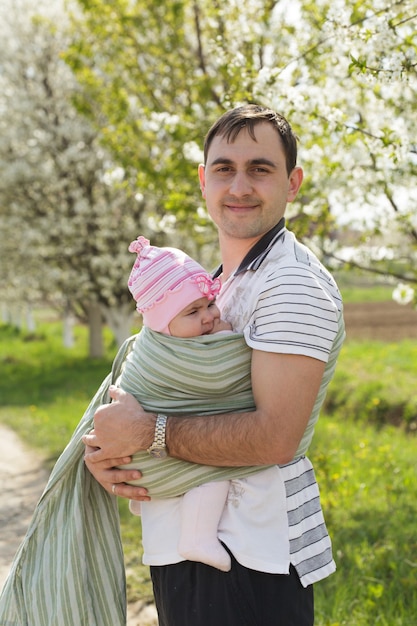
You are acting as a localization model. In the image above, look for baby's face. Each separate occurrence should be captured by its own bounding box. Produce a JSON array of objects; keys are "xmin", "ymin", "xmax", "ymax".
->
[{"xmin": 168, "ymin": 297, "xmax": 222, "ymax": 338}]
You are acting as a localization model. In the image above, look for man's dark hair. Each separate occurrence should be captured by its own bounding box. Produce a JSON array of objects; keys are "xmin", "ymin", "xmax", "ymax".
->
[{"xmin": 203, "ymin": 104, "xmax": 298, "ymax": 176}]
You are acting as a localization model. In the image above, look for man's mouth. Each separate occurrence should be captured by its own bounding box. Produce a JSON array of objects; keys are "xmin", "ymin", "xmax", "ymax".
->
[{"xmin": 225, "ymin": 203, "xmax": 258, "ymax": 212}]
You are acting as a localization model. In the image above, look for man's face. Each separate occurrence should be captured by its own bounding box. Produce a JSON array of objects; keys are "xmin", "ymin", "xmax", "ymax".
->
[{"xmin": 199, "ymin": 122, "xmax": 303, "ymax": 242}]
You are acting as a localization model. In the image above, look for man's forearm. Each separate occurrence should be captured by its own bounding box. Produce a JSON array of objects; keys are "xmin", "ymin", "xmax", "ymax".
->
[{"xmin": 165, "ymin": 409, "xmax": 288, "ymax": 467}]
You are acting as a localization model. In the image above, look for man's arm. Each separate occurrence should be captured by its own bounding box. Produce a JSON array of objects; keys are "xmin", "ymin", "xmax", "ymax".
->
[
  {"xmin": 84, "ymin": 349, "xmax": 325, "ymax": 498},
  {"xmin": 166, "ymin": 349, "xmax": 325, "ymax": 466}
]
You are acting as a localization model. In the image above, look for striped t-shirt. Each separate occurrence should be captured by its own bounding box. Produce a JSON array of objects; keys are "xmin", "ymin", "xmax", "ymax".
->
[{"xmin": 218, "ymin": 225, "xmax": 345, "ymax": 585}]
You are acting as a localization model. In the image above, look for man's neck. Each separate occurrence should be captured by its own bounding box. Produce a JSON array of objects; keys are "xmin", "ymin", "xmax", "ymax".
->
[
  {"xmin": 218, "ymin": 220, "xmax": 285, "ymax": 282},
  {"xmin": 218, "ymin": 235, "xmax": 257, "ymax": 282}
]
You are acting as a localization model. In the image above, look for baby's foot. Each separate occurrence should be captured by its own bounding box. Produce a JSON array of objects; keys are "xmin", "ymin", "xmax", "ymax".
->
[
  {"xmin": 178, "ymin": 539, "xmax": 231, "ymax": 572},
  {"xmin": 129, "ymin": 500, "xmax": 141, "ymax": 516}
]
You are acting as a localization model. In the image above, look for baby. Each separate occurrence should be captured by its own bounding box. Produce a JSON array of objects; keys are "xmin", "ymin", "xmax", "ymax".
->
[{"xmin": 120, "ymin": 236, "xmax": 251, "ymax": 571}]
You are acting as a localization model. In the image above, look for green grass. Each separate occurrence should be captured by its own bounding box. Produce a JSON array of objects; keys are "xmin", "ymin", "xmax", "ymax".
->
[
  {"xmin": 311, "ymin": 418, "xmax": 417, "ymax": 625},
  {"xmin": 324, "ymin": 341, "xmax": 417, "ymax": 430},
  {"xmin": 1, "ymin": 315, "xmax": 416, "ymax": 623},
  {"xmin": 333, "ymin": 270, "xmax": 395, "ymax": 304},
  {"xmin": 0, "ymin": 322, "xmax": 115, "ymax": 463}
]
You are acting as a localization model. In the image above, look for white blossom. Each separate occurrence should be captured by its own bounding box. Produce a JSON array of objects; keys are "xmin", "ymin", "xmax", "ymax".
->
[
  {"xmin": 183, "ymin": 141, "xmax": 204, "ymax": 164},
  {"xmin": 196, "ymin": 206, "xmax": 209, "ymax": 220},
  {"xmin": 102, "ymin": 166, "xmax": 125, "ymax": 186},
  {"xmin": 392, "ymin": 283, "xmax": 415, "ymax": 306}
]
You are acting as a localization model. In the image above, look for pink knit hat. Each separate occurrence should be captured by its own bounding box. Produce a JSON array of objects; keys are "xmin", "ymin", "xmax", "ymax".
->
[{"xmin": 128, "ymin": 236, "xmax": 221, "ymax": 334}]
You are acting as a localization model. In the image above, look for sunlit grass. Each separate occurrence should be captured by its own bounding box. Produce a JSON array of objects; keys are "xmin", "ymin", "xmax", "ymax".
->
[
  {"xmin": 311, "ymin": 417, "xmax": 417, "ymax": 625},
  {"xmin": 325, "ymin": 340, "xmax": 417, "ymax": 430},
  {"xmin": 0, "ymin": 322, "xmax": 115, "ymax": 462}
]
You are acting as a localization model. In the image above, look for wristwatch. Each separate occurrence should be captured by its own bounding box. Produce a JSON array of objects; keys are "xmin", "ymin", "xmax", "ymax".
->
[{"xmin": 147, "ymin": 414, "xmax": 168, "ymax": 458}]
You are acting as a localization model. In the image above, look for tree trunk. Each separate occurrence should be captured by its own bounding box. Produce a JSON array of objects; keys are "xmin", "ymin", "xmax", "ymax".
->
[
  {"xmin": 1, "ymin": 304, "xmax": 11, "ymax": 324},
  {"xmin": 103, "ymin": 303, "xmax": 136, "ymax": 347},
  {"xmin": 62, "ymin": 308, "xmax": 75, "ymax": 348},
  {"xmin": 8, "ymin": 305, "xmax": 22, "ymax": 329},
  {"xmin": 25, "ymin": 305, "xmax": 36, "ymax": 333},
  {"xmin": 87, "ymin": 301, "xmax": 104, "ymax": 358}
]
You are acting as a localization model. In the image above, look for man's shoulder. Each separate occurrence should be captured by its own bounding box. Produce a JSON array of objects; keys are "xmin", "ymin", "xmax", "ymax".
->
[{"xmin": 260, "ymin": 234, "xmax": 342, "ymax": 303}]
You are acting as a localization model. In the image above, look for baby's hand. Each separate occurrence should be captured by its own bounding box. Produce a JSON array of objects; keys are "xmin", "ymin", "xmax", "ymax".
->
[{"xmin": 211, "ymin": 318, "xmax": 233, "ymax": 333}]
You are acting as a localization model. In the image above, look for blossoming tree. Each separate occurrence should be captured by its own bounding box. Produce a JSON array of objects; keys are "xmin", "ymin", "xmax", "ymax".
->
[
  {"xmin": 66, "ymin": 0, "xmax": 417, "ymax": 282},
  {"xmin": 1, "ymin": 0, "xmax": 416, "ymax": 353},
  {"xmin": 0, "ymin": 0, "xmax": 155, "ymax": 354}
]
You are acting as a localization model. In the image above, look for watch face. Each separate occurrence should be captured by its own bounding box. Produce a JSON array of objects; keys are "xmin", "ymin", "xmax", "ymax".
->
[{"xmin": 149, "ymin": 447, "xmax": 167, "ymax": 459}]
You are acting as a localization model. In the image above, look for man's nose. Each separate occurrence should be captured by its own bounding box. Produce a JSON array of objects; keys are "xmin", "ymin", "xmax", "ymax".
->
[{"xmin": 228, "ymin": 171, "xmax": 253, "ymax": 196}]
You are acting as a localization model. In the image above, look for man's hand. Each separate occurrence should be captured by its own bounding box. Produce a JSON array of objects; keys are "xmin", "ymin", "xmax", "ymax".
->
[
  {"xmin": 82, "ymin": 385, "xmax": 156, "ymax": 500},
  {"xmin": 84, "ymin": 445, "xmax": 151, "ymax": 500},
  {"xmin": 82, "ymin": 385, "xmax": 155, "ymax": 460}
]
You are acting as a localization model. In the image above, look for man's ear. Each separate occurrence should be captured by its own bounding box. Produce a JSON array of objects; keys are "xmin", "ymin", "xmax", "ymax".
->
[
  {"xmin": 198, "ymin": 163, "xmax": 206, "ymax": 198},
  {"xmin": 287, "ymin": 166, "xmax": 303, "ymax": 202}
]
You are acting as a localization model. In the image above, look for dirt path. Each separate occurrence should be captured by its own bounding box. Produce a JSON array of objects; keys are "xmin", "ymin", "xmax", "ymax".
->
[
  {"xmin": 343, "ymin": 301, "xmax": 417, "ymax": 341},
  {"xmin": 0, "ymin": 424, "xmax": 158, "ymax": 626},
  {"xmin": 0, "ymin": 426, "xmax": 49, "ymax": 589}
]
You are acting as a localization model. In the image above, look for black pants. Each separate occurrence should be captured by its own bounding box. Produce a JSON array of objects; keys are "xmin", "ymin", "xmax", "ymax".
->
[{"xmin": 150, "ymin": 551, "xmax": 314, "ymax": 626}]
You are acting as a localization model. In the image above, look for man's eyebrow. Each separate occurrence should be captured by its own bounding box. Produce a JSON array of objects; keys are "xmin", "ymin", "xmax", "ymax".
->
[
  {"xmin": 210, "ymin": 158, "xmax": 234, "ymax": 166},
  {"xmin": 250, "ymin": 158, "xmax": 277, "ymax": 168},
  {"xmin": 209, "ymin": 157, "xmax": 277, "ymax": 168}
]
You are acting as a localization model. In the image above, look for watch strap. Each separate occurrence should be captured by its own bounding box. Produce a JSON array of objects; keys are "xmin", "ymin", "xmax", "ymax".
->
[{"xmin": 147, "ymin": 414, "xmax": 168, "ymax": 457}]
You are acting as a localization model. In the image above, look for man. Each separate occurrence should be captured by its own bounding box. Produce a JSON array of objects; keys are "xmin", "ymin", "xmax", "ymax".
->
[{"xmin": 84, "ymin": 104, "xmax": 345, "ymax": 625}]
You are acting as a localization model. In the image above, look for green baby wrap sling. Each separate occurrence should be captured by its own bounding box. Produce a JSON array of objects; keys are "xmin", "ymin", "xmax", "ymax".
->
[{"xmin": 118, "ymin": 327, "xmax": 267, "ymax": 497}]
